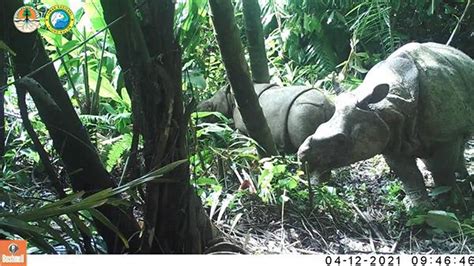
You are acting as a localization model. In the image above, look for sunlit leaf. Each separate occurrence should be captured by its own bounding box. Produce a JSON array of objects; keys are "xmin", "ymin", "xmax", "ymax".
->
[{"xmin": 425, "ymin": 211, "xmax": 460, "ymax": 233}]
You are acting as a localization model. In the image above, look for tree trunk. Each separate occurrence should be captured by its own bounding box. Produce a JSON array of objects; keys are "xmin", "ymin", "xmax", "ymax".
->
[
  {"xmin": 0, "ymin": 51, "xmax": 5, "ymax": 158},
  {"xmin": 101, "ymin": 0, "xmax": 215, "ymax": 253},
  {"xmin": 1, "ymin": 0, "xmax": 140, "ymax": 253},
  {"xmin": 209, "ymin": 0, "xmax": 278, "ymax": 157},
  {"xmin": 242, "ymin": 0, "xmax": 270, "ymax": 83},
  {"xmin": 16, "ymin": 84, "xmax": 66, "ymax": 198}
]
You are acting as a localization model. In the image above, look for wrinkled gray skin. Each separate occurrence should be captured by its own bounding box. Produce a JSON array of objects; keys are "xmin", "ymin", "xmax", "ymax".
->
[
  {"xmin": 298, "ymin": 42, "xmax": 474, "ymax": 206},
  {"xmin": 197, "ymin": 83, "xmax": 335, "ymax": 153}
]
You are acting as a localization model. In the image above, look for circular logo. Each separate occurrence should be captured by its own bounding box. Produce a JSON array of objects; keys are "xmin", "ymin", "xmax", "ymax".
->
[
  {"xmin": 13, "ymin": 6, "xmax": 41, "ymax": 33},
  {"xmin": 8, "ymin": 243, "xmax": 19, "ymax": 255},
  {"xmin": 45, "ymin": 5, "xmax": 75, "ymax": 34}
]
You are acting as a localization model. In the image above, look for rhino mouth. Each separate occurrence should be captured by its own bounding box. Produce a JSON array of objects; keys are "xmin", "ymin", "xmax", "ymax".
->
[
  {"xmin": 314, "ymin": 170, "xmax": 331, "ymax": 183},
  {"xmin": 303, "ymin": 163, "xmax": 332, "ymax": 183}
]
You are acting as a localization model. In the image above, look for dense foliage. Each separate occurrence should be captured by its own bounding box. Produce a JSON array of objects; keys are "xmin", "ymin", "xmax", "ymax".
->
[{"xmin": 0, "ymin": 0, "xmax": 472, "ymax": 253}]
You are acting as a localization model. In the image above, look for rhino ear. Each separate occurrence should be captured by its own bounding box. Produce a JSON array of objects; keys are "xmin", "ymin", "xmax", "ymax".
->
[
  {"xmin": 357, "ymin": 83, "xmax": 389, "ymax": 109},
  {"xmin": 369, "ymin": 83, "xmax": 389, "ymax": 103}
]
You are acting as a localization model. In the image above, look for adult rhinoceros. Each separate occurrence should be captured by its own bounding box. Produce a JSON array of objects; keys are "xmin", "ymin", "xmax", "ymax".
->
[
  {"xmin": 198, "ymin": 83, "xmax": 335, "ymax": 153},
  {"xmin": 298, "ymin": 42, "xmax": 473, "ymax": 206}
]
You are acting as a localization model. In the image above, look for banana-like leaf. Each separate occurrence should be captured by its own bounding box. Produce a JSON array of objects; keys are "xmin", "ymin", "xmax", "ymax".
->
[
  {"xmin": 38, "ymin": 221, "xmax": 74, "ymax": 253},
  {"xmin": 69, "ymin": 214, "xmax": 93, "ymax": 239},
  {"xmin": 0, "ymin": 159, "xmax": 187, "ymax": 253},
  {"xmin": 88, "ymin": 208, "xmax": 129, "ymax": 249},
  {"xmin": 53, "ymin": 217, "xmax": 81, "ymax": 247},
  {"xmin": 425, "ymin": 210, "xmax": 460, "ymax": 233}
]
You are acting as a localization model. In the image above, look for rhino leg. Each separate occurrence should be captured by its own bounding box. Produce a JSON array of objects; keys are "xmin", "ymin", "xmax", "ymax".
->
[
  {"xmin": 455, "ymin": 141, "xmax": 469, "ymax": 179},
  {"xmin": 422, "ymin": 140, "xmax": 469, "ymax": 207},
  {"xmin": 423, "ymin": 140, "xmax": 462, "ymax": 188},
  {"xmin": 384, "ymin": 155, "xmax": 429, "ymax": 207}
]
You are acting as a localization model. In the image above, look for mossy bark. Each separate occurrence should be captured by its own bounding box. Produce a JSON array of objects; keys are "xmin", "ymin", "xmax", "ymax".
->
[
  {"xmin": 242, "ymin": 0, "xmax": 270, "ymax": 83},
  {"xmin": 0, "ymin": 51, "xmax": 5, "ymax": 157},
  {"xmin": 101, "ymin": 0, "xmax": 215, "ymax": 253},
  {"xmin": 1, "ymin": 0, "xmax": 141, "ymax": 253}
]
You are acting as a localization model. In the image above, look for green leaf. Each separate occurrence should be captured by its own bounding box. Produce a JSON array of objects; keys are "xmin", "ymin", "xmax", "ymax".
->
[
  {"xmin": 39, "ymin": 191, "xmax": 85, "ymax": 210},
  {"xmin": 195, "ymin": 177, "xmax": 219, "ymax": 186},
  {"xmin": 429, "ymin": 186, "xmax": 452, "ymax": 197},
  {"xmin": 193, "ymin": 111, "xmax": 229, "ymax": 121},
  {"xmin": 52, "ymin": 217, "xmax": 81, "ymax": 246},
  {"xmin": 111, "ymin": 159, "xmax": 187, "ymax": 195},
  {"xmin": 25, "ymin": 232, "xmax": 57, "ymax": 254},
  {"xmin": 303, "ymin": 14, "xmax": 321, "ymax": 32},
  {"xmin": 58, "ymin": 40, "xmax": 81, "ymax": 55},
  {"xmin": 68, "ymin": 214, "xmax": 93, "ymax": 239},
  {"xmin": 88, "ymin": 70, "xmax": 120, "ymax": 102},
  {"xmin": 83, "ymin": 0, "xmax": 107, "ymax": 31},
  {"xmin": 407, "ymin": 215, "xmax": 426, "ymax": 226},
  {"xmin": 38, "ymin": 221, "xmax": 74, "ymax": 253},
  {"xmin": 88, "ymin": 208, "xmax": 129, "ymax": 249},
  {"xmin": 41, "ymin": 0, "xmax": 71, "ymax": 7},
  {"xmin": 0, "ymin": 217, "xmax": 46, "ymax": 234},
  {"xmin": 425, "ymin": 210, "xmax": 460, "ymax": 233},
  {"xmin": 188, "ymin": 72, "xmax": 206, "ymax": 89},
  {"xmin": 11, "ymin": 191, "xmax": 108, "ymax": 222},
  {"xmin": 106, "ymin": 134, "xmax": 133, "ymax": 171},
  {"xmin": 286, "ymin": 178, "xmax": 298, "ymax": 190},
  {"xmin": 39, "ymin": 28, "xmax": 67, "ymax": 47},
  {"xmin": 273, "ymin": 164, "xmax": 286, "ymax": 175},
  {"xmin": 79, "ymin": 188, "xmax": 113, "ymax": 205},
  {"xmin": 75, "ymin": 7, "xmax": 85, "ymax": 23},
  {"xmin": 0, "ymin": 41, "xmax": 16, "ymax": 56},
  {"xmin": 120, "ymin": 87, "xmax": 131, "ymax": 107}
]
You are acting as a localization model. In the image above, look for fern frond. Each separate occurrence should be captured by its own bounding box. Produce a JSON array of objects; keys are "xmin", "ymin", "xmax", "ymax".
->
[
  {"xmin": 348, "ymin": 0, "xmax": 401, "ymax": 55},
  {"xmin": 105, "ymin": 133, "xmax": 132, "ymax": 172}
]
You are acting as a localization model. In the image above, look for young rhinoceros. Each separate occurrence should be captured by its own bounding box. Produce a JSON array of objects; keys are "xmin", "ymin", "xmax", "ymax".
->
[
  {"xmin": 297, "ymin": 42, "xmax": 473, "ymax": 206},
  {"xmin": 197, "ymin": 83, "xmax": 335, "ymax": 153}
]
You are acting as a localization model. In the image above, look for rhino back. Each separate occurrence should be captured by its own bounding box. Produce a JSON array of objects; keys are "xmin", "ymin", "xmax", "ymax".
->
[
  {"xmin": 232, "ymin": 83, "xmax": 277, "ymax": 133},
  {"xmin": 360, "ymin": 43, "xmax": 473, "ymax": 144},
  {"xmin": 234, "ymin": 85, "xmax": 331, "ymax": 152},
  {"xmin": 287, "ymin": 89, "xmax": 335, "ymax": 152},
  {"xmin": 253, "ymin": 83, "xmax": 279, "ymax": 96},
  {"xmin": 405, "ymin": 43, "xmax": 474, "ymax": 141},
  {"xmin": 234, "ymin": 85, "xmax": 304, "ymax": 145},
  {"xmin": 260, "ymin": 86, "xmax": 325, "ymax": 152}
]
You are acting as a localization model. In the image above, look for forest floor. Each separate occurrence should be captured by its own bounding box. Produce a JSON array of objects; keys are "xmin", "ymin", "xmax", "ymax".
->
[{"xmin": 213, "ymin": 140, "xmax": 474, "ymax": 254}]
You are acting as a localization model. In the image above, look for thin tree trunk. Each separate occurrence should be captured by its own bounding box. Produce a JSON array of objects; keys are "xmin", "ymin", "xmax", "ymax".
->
[
  {"xmin": 101, "ymin": 0, "xmax": 215, "ymax": 253},
  {"xmin": 0, "ymin": 51, "xmax": 6, "ymax": 158},
  {"xmin": 209, "ymin": 0, "xmax": 278, "ymax": 157},
  {"xmin": 16, "ymin": 82, "xmax": 94, "ymax": 253},
  {"xmin": 16, "ymin": 86, "xmax": 66, "ymax": 198},
  {"xmin": 1, "ymin": 0, "xmax": 140, "ymax": 253},
  {"xmin": 242, "ymin": 0, "xmax": 270, "ymax": 83}
]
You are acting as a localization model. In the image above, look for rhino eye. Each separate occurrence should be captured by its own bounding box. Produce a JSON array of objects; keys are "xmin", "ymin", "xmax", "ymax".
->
[
  {"xmin": 333, "ymin": 133, "xmax": 348, "ymax": 146},
  {"xmin": 366, "ymin": 103, "xmax": 376, "ymax": 111}
]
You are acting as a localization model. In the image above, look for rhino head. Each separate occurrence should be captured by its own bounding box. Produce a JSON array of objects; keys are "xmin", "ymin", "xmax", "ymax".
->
[
  {"xmin": 196, "ymin": 85, "xmax": 234, "ymax": 118},
  {"xmin": 297, "ymin": 83, "xmax": 391, "ymax": 180}
]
